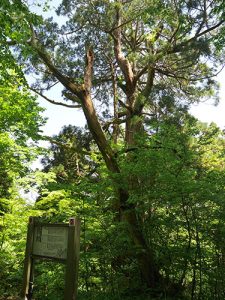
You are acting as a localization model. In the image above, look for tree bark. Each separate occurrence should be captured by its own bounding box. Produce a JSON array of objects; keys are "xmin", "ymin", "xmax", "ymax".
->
[{"xmin": 120, "ymin": 195, "xmax": 161, "ymax": 288}]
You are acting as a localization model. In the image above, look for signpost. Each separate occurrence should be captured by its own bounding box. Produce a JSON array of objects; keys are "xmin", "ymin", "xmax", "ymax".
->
[
  {"xmin": 33, "ymin": 225, "xmax": 69, "ymax": 260},
  {"xmin": 21, "ymin": 217, "xmax": 81, "ymax": 300}
]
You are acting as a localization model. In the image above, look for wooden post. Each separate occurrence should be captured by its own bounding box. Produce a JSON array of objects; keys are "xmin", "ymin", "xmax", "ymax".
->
[
  {"xmin": 21, "ymin": 217, "xmax": 35, "ymax": 299},
  {"xmin": 64, "ymin": 217, "xmax": 81, "ymax": 300}
]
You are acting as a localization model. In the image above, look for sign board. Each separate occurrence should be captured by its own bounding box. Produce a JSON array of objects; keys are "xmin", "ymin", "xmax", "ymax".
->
[
  {"xmin": 21, "ymin": 217, "xmax": 81, "ymax": 300},
  {"xmin": 33, "ymin": 225, "xmax": 68, "ymax": 260}
]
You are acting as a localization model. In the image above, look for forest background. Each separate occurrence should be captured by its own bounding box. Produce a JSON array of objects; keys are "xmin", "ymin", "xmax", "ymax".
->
[{"xmin": 1, "ymin": 0, "xmax": 225, "ymax": 299}]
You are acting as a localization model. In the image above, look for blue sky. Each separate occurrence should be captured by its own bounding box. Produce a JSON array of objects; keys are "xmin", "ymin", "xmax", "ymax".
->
[{"xmin": 190, "ymin": 69, "xmax": 225, "ymax": 129}]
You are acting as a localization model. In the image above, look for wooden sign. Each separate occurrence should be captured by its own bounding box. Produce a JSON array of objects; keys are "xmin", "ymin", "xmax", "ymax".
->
[
  {"xmin": 21, "ymin": 217, "xmax": 80, "ymax": 300},
  {"xmin": 33, "ymin": 225, "xmax": 68, "ymax": 260}
]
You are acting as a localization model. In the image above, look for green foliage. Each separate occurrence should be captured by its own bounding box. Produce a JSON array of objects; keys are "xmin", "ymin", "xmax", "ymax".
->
[
  {"xmin": 117, "ymin": 116, "xmax": 225, "ymax": 298},
  {"xmin": 0, "ymin": 82, "xmax": 44, "ymax": 213},
  {"xmin": 41, "ymin": 125, "xmax": 93, "ymax": 183},
  {"xmin": 0, "ymin": 197, "xmax": 41, "ymax": 297},
  {"xmin": 0, "ymin": 84, "xmax": 44, "ymax": 143},
  {"xmin": 32, "ymin": 262, "xmax": 65, "ymax": 300},
  {"xmin": 1, "ymin": 116, "xmax": 225, "ymax": 299},
  {"xmin": 18, "ymin": 117, "xmax": 225, "ymax": 299},
  {"xmin": 0, "ymin": 5, "xmax": 45, "ymax": 294},
  {"xmin": 0, "ymin": 41, "xmax": 45, "ymax": 212}
]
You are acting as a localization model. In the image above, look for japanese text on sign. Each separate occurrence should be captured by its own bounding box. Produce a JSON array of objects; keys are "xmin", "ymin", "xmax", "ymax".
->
[{"xmin": 33, "ymin": 226, "xmax": 68, "ymax": 260}]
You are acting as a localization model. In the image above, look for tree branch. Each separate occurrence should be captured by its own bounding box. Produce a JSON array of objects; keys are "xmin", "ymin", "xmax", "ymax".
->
[
  {"xmin": 28, "ymin": 25, "xmax": 85, "ymax": 99},
  {"xmin": 42, "ymin": 136, "xmax": 90, "ymax": 155},
  {"xmin": 30, "ymin": 87, "xmax": 81, "ymax": 108},
  {"xmin": 112, "ymin": 4, "xmax": 135, "ymax": 96},
  {"xmin": 103, "ymin": 118, "xmax": 127, "ymax": 132},
  {"xmin": 84, "ymin": 47, "xmax": 94, "ymax": 93},
  {"xmin": 142, "ymin": 67, "xmax": 155, "ymax": 98},
  {"xmin": 62, "ymin": 91, "xmax": 81, "ymax": 104},
  {"xmin": 170, "ymin": 20, "xmax": 225, "ymax": 54}
]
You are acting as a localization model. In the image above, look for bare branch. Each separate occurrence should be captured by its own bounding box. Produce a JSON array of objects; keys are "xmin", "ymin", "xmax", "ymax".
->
[
  {"xmin": 154, "ymin": 64, "xmax": 225, "ymax": 82},
  {"xmin": 119, "ymin": 99, "xmax": 131, "ymax": 111},
  {"xmin": 107, "ymin": 13, "xmax": 143, "ymax": 34},
  {"xmin": 141, "ymin": 112, "xmax": 155, "ymax": 117},
  {"xmin": 30, "ymin": 87, "xmax": 81, "ymax": 108},
  {"xmin": 168, "ymin": 23, "xmax": 180, "ymax": 43},
  {"xmin": 118, "ymin": 111, "xmax": 128, "ymax": 118},
  {"xmin": 112, "ymin": 5, "xmax": 135, "ymax": 96},
  {"xmin": 84, "ymin": 47, "xmax": 94, "ymax": 93},
  {"xmin": 142, "ymin": 67, "xmax": 155, "ymax": 98},
  {"xmin": 195, "ymin": 20, "xmax": 224, "ymax": 38},
  {"xmin": 135, "ymin": 65, "xmax": 148, "ymax": 81},
  {"xmin": 28, "ymin": 25, "xmax": 85, "ymax": 99},
  {"xmin": 61, "ymin": 24, "xmax": 87, "ymax": 35},
  {"xmin": 110, "ymin": 62, "xmax": 119, "ymax": 143}
]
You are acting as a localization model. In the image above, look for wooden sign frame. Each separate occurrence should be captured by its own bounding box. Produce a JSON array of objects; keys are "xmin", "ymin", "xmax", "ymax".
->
[{"xmin": 21, "ymin": 217, "xmax": 80, "ymax": 300}]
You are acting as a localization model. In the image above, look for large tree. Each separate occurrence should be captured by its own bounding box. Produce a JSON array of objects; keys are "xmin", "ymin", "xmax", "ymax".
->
[{"xmin": 2, "ymin": 0, "xmax": 225, "ymax": 293}]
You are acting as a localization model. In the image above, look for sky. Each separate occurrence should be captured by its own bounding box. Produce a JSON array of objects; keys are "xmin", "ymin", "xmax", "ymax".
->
[
  {"xmin": 190, "ymin": 70, "xmax": 225, "ymax": 129},
  {"xmin": 38, "ymin": 94, "xmax": 86, "ymax": 137}
]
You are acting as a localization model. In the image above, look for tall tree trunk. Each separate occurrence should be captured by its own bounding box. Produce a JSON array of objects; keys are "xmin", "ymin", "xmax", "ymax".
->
[
  {"xmin": 110, "ymin": 62, "xmax": 119, "ymax": 144},
  {"xmin": 112, "ymin": 6, "xmax": 163, "ymax": 286},
  {"xmin": 32, "ymin": 38, "xmax": 162, "ymax": 291},
  {"xmin": 118, "ymin": 188, "xmax": 161, "ymax": 289}
]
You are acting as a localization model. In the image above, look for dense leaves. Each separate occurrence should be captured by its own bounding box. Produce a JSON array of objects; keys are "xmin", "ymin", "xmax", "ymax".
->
[
  {"xmin": 42, "ymin": 125, "xmax": 93, "ymax": 183},
  {"xmin": 0, "ymin": 75, "xmax": 44, "ymax": 212},
  {"xmin": 23, "ymin": 118, "xmax": 225, "ymax": 299}
]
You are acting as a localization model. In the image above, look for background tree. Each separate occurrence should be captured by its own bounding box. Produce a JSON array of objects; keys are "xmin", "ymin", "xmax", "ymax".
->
[
  {"xmin": 0, "ymin": 68, "xmax": 44, "ymax": 299},
  {"xmin": 0, "ymin": 5, "xmax": 45, "ymax": 294},
  {"xmin": 42, "ymin": 125, "xmax": 93, "ymax": 183},
  {"xmin": 0, "ymin": 75, "xmax": 44, "ymax": 213}
]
